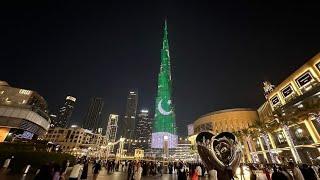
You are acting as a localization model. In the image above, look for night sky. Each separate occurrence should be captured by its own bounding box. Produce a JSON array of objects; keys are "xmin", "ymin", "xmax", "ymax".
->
[{"xmin": 1, "ymin": 1, "xmax": 320, "ymax": 136}]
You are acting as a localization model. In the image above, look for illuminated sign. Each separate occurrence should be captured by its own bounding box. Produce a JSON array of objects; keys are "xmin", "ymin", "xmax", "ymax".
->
[
  {"xmin": 66, "ymin": 96, "xmax": 76, "ymax": 102},
  {"xmin": 295, "ymin": 71, "xmax": 314, "ymax": 87},
  {"xmin": 270, "ymin": 95, "xmax": 280, "ymax": 105},
  {"xmin": 15, "ymin": 131, "xmax": 34, "ymax": 140},
  {"xmin": 19, "ymin": 89, "xmax": 31, "ymax": 95},
  {"xmin": 281, "ymin": 85, "xmax": 293, "ymax": 97}
]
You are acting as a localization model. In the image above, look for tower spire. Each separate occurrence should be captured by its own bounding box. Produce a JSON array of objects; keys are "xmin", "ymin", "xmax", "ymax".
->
[
  {"xmin": 151, "ymin": 21, "xmax": 178, "ymax": 150},
  {"xmin": 162, "ymin": 20, "xmax": 169, "ymax": 51}
]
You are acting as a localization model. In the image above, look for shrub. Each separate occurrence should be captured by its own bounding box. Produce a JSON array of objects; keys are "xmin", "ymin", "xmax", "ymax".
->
[{"xmin": 0, "ymin": 142, "xmax": 75, "ymax": 174}]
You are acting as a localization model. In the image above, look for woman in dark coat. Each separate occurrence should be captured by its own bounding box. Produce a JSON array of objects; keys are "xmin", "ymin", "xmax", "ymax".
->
[{"xmin": 80, "ymin": 160, "xmax": 88, "ymax": 180}]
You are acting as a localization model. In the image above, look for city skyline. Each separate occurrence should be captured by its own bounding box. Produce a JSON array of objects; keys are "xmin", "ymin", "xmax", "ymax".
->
[{"xmin": 1, "ymin": 1, "xmax": 320, "ymax": 136}]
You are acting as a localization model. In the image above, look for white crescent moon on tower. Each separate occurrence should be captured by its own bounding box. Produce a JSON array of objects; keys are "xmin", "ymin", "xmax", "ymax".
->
[{"xmin": 158, "ymin": 99, "xmax": 172, "ymax": 116}]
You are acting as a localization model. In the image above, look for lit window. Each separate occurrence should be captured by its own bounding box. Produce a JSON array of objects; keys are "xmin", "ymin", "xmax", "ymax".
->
[{"xmin": 19, "ymin": 89, "xmax": 31, "ymax": 95}]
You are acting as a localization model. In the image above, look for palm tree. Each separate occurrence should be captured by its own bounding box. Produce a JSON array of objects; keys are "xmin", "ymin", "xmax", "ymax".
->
[
  {"xmin": 271, "ymin": 114, "xmax": 302, "ymax": 163},
  {"xmin": 250, "ymin": 119, "xmax": 277, "ymax": 163}
]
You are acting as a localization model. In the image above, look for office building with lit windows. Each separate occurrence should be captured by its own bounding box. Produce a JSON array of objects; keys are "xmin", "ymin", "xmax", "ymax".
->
[
  {"xmin": 134, "ymin": 109, "xmax": 152, "ymax": 150},
  {"xmin": 54, "ymin": 96, "xmax": 76, "ymax": 128},
  {"xmin": 82, "ymin": 97, "xmax": 104, "ymax": 132},
  {"xmin": 0, "ymin": 81, "xmax": 50, "ymax": 142},
  {"xmin": 120, "ymin": 91, "xmax": 138, "ymax": 139}
]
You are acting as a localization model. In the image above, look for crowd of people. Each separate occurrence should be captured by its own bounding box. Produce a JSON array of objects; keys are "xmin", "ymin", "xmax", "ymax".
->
[
  {"xmin": 246, "ymin": 162, "xmax": 320, "ymax": 180},
  {"xmin": 115, "ymin": 160, "xmax": 206, "ymax": 180},
  {"xmin": 4, "ymin": 153, "xmax": 320, "ymax": 180}
]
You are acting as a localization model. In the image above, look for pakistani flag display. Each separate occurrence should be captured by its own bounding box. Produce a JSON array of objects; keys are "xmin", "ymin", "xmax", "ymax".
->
[{"xmin": 151, "ymin": 21, "xmax": 178, "ymax": 149}]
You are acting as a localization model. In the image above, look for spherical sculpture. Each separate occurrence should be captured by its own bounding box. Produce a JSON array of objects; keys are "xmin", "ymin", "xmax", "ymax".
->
[{"xmin": 196, "ymin": 131, "xmax": 242, "ymax": 180}]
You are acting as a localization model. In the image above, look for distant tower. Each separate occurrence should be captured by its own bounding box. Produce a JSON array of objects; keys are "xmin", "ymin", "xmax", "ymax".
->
[
  {"xmin": 106, "ymin": 114, "xmax": 119, "ymax": 143},
  {"xmin": 83, "ymin": 97, "xmax": 104, "ymax": 132},
  {"xmin": 54, "ymin": 96, "xmax": 76, "ymax": 128},
  {"xmin": 121, "ymin": 91, "xmax": 138, "ymax": 139},
  {"xmin": 135, "ymin": 109, "xmax": 152, "ymax": 150},
  {"xmin": 151, "ymin": 21, "xmax": 178, "ymax": 149}
]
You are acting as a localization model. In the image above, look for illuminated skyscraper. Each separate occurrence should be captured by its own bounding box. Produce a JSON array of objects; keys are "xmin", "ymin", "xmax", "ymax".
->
[
  {"xmin": 54, "ymin": 96, "xmax": 76, "ymax": 128},
  {"xmin": 151, "ymin": 21, "xmax": 178, "ymax": 149},
  {"xmin": 120, "ymin": 91, "xmax": 138, "ymax": 139},
  {"xmin": 135, "ymin": 109, "xmax": 152, "ymax": 150},
  {"xmin": 82, "ymin": 97, "xmax": 104, "ymax": 132},
  {"xmin": 106, "ymin": 114, "xmax": 118, "ymax": 143}
]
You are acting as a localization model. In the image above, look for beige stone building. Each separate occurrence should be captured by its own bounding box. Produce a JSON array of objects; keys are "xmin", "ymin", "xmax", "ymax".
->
[
  {"xmin": 43, "ymin": 126, "xmax": 108, "ymax": 157},
  {"xmin": 192, "ymin": 108, "xmax": 259, "ymax": 162},
  {"xmin": 190, "ymin": 53, "xmax": 320, "ymax": 164}
]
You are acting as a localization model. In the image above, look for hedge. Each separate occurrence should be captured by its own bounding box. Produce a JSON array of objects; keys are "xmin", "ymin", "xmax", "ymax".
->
[{"xmin": 0, "ymin": 143, "xmax": 76, "ymax": 174}]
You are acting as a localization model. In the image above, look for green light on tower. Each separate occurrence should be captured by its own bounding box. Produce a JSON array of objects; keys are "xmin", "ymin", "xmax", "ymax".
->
[{"xmin": 151, "ymin": 20, "xmax": 178, "ymax": 149}]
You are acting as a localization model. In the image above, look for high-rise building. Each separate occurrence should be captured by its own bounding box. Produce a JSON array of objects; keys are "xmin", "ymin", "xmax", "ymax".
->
[
  {"xmin": 106, "ymin": 114, "xmax": 118, "ymax": 143},
  {"xmin": 151, "ymin": 21, "xmax": 178, "ymax": 149},
  {"xmin": 120, "ymin": 91, "xmax": 138, "ymax": 139},
  {"xmin": 135, "ymin": 109, "xmax": 152, "ymax": 150},
  {"xmin": 82, "ymin": 97, "xmax": 104, "ymax": 132},
  {"xmin": 54, "ymin": 96, "xmax": 76, "ymax": 128}
]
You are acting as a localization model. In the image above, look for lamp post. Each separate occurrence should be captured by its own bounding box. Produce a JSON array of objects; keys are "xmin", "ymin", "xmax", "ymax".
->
[
  {"xmin": 163, "ymin": 135, "xmax": 169, "ymax": 159},
  {"xmin": 118, "ymin": 138, "xmax": 125, "ymax": 159}
]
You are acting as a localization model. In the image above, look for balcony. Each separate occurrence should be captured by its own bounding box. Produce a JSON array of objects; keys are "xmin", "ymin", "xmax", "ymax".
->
[{"xmin": 0, "ymin": 105, "xmax": 50, "ymax": 135}]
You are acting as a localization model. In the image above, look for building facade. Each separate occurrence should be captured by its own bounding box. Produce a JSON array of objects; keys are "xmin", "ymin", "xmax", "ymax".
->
[
  {"xmin": 121, "ymin": 91, "xmax": 138, "ymax": 139},
  {"xmin": 44, "ymin": 126, "xmax": 107, "ymax": 157},
  {"xmin": 134, "ymin": 109, "xmax": 152, "ymax": 150},
  {"xmin": 54, "ymin": 96, "xmax": 76, "ymax": 128},
  {"xmin": 0, "ymin": 81, "xmax": 51, "ymax": 142},
  {"xmin": 152, "ymin": 21, "xmax": 178, "ymax": 149},
  {"xmin": 255, "ymin": 53, "xmax": 320, "ymax": 164},
  {"xmin": 106, "ymin": 114, "xmax": 118, "ymax": 143},
  {"xmin": 192, "ymin": 108, "xmax": 258, "ymax": 162},
  {"xmin": 189, "ymin": 53, "xmax": 320, "ymax": 164},
  {"xmin": 82, "ymin": 97, "xmax": 104, "ymax": 132}
]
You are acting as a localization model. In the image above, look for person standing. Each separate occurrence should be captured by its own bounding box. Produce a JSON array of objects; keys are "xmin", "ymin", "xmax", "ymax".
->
[
  {"xmin": 69, "ymin": 161, "xmax": 83, "ymax": 180},
  {"xmin": 127, "ymin": 161, "xmax": 133, "ymax": 180},
  {"xmin": 289, "ymin": 162, "xmax": 304, "ymax": 180},
  {"xmin": 92, "ymin": 160, "xmax": 101, "ymax": 180},
  {"xmin": 133, "ymin": 162, "xmax": 143, "ymax": 180},
  {"xmin": 157, "ymin": 162, "xmax": 163, "ymax": 176},
  {"xmin": 80, "ymin": 160, "xmax": 88, "ymax": 180},
  {"xmin": 177, "ymin": 162, "xmax": 187, "ymax": 180}
]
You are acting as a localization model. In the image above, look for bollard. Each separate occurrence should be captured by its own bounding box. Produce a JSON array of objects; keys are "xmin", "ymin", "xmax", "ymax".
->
[{"xmin": 23, "ymin": 165, "xmax": 31, "ymax": 174}]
